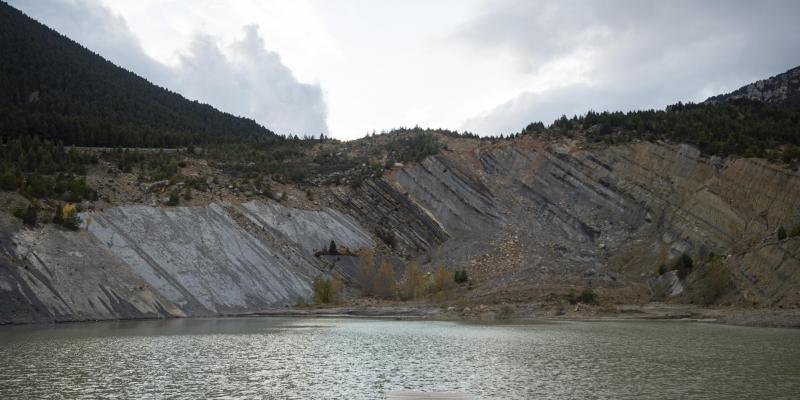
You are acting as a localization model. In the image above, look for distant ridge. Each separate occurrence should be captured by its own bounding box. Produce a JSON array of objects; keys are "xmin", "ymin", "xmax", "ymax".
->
[
  {"xmin": 0, "ymin": 1, "xmax": 277, "ymax": 148},
  {"xmin": 705, "ymin": 65, "xmax": 800, "ymax": 107}
]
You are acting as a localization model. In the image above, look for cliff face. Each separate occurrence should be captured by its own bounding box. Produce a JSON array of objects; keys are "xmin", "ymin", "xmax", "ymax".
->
[
  {"xmin": 0, "ymin": 213, "xmax": 182, "ymax": 324},
  {"xmin": 0, "ymin": 201, "xmax": 379, "ymax": 323},
  {"xmin": 389, "ymin": 137, "xmax": 800, "ymax": 306},
  {"xmin": 1, "ymin": 137, "xmax": 799, "ymax": 324},
  {"xmin": 86, "ymin": 203, "xmax": 323, "ymax": 315}
]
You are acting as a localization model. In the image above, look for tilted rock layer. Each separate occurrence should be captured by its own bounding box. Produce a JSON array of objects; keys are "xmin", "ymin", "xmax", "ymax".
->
[{"xmin": 1, "ymin": 137, "xmax": 799, "ymax": 323}]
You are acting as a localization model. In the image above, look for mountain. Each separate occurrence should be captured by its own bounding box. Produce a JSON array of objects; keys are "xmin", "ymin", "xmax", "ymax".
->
[
  {"xmin": 0, "ymin": 2, "xmax": 276, "ymax": 148},
  {"xmin": 0, "ymin": 2, "xmax": 799, "ymax": 326},
  {"xmin": 705, "ymin": 65, "xmax": 800, "ymax": 107}
]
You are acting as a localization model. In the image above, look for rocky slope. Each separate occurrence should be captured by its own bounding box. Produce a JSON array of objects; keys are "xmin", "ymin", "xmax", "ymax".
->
[
  {"xmin": 705, "ymin": 65, "xmax": 800, "ymax": 106},
  {"xmin": 1, "ymin": 135, "xmax": 800, "ymax": 324},
  {"xmin": 387, "ymin": 136, "xmax": 800, "ymax": 306}
]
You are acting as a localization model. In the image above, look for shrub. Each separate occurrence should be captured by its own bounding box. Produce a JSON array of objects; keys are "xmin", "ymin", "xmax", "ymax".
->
[
  {"xmin": 568, "ymin": 288, "xmax": 598, "ymax": 305},
  {"xmin": 498, "ymin": 304, "xmax": 515, "ymax": 319},
  {"xmin": 60, "ymin": 203, "xmax": 81, "ymax": 230},
  {"xmin": 400, "ymin": 261, "xmax": 426, "ymax": 300},
  {"xmin": 356, "ymin": 251, "xmax": 375, "ymax": 296},
  {"xmin": 373, "ymin": 260, "xmax": 397, "ymax": 300},
  {"xmin": 454, "ymin": 269, "xmax": 469, "ymax": 284},
  {"xmin": 674, "ymin": 253, "xmax": 694, "ymax": 280},
  {"xmin": 166, "ymin": 191, "xmax": 180, "ymax": 206},
  {"xmin": 657, "ymin": 264, "xmax": 667, "ymax": 275},
  {"xmin": 432, "ymin": 265, "xmax": 454, "ymax": 293},
  {"xmin": 651, "ymin": 282, "xmax": 668, "ymax": 301},
  {"xmin": 778, "ymin": 226, "xmax": 787, "ymax": 240},
  {"xmin": 12, "ymin": 202, "xmax": 38, "ymax": 225},
  {"xmin": 694, "ymin": 256, "xmax": 731, "ymax": 305},
  {"xmin": 312, "ymin": 274, "xmax": 343, "ymax": 304}
]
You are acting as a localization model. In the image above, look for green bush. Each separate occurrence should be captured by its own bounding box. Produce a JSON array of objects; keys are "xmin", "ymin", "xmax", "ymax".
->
[
  {"xmin": 12, "ymin": 202, "xmax": 38, "ymax": 225},
  {"xmin": 166, "ymin": 191, "xmax": 180, "ymax": 206},
  {"xmin": 778, "ymin": 226, "xmax": 787, "ymax": 240},
  {"xmin": 454, "ymin": 269, "xmax": 469, "ymax": 284},
  {"xmin": 568, "ymin": 288, "xmax": 598, "ymax": 305}
]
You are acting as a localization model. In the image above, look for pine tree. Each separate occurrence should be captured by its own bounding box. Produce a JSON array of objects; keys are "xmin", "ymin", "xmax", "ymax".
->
[{"xmin": 328, "ymin": 240, "xmax": 338, "ymax": 255}]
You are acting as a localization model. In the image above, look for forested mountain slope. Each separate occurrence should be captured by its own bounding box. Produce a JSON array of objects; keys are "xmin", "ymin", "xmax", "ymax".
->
[{"xmin": 0, "ymin": 2, "xmax": 276, "ymax": 147}]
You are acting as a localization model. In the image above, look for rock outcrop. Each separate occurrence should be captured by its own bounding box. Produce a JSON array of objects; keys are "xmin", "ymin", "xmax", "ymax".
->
[
  {"xmin": 389, "ymin": 137, "xmax": 800, "ymax": 306},
  {"xmin": 2, "ymin": 136, "xmax": 800, "ymax": 324},
  {"xmin": 705, "ymin": 65, "xmax": 800, "ymax": 106},
  {"xmin": 87, "ymin": 203, "xmax": 320, "ymax": 315},
  {"xmin": 0, "ymin": 214, "xmax": 182, "ymax": 324},
  {"xmin": 240, "ymin": 201, "xmax": 373, "ymax": 254},
  {"xmin": 332, "ymin": 179, "xmax": 449, "ymax": 257}
]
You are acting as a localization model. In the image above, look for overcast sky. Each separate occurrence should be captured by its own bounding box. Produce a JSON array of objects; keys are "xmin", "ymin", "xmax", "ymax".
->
[{"xmin": 9, "ymin": 0, "xmax": 800, "ymax": 139}]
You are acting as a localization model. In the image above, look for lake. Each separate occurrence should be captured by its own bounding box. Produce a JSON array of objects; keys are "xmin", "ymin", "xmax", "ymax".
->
[{"xmin": 0, "ymin": 317, "xmax": 798, "ymax": 399}]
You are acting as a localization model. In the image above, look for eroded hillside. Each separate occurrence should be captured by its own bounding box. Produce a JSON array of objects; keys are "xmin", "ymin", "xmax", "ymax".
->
[{"xmin": 2, "ymin": 132, "xmax": 799, "ymax": 324}]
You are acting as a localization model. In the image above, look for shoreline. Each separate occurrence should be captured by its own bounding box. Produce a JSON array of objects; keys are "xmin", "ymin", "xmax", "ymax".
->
[
  {"xmin": 246, "ymin": 303, "xmax": 800, "ymax": 328},
  {"xmin": 2, "ymin": 303, "xmax": 799, "ymax": 329}
]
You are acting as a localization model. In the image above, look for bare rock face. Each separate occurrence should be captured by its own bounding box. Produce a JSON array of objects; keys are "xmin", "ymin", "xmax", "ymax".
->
[
  {"xmin": 240, "ymin": 201, "xmax": 373, "ymax": 254},
  {"xmin": 388, "ymin": 138, "xmax": 800, "ymax": 306},
  {"xmin": 2, "ymin": 136, "xmax": 800, "ymax": 324},
  {"xmin": 332, "ymin": 179, "xmax": 449, "ymax": 257},
  {"xmin": 0, "ymin": 214, "xmax": 182, "ymax": 324},
  {"xmin": 87, "ymin": 203, "xmax": 320, "ymax": 315}
]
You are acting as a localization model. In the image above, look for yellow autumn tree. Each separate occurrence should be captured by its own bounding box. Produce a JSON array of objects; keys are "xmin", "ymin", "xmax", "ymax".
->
[
  {"xmin": 61, "ymin": 203, "xmax": 81, "ymax": 230},
  {"xmin": 356, "ymin": 250, "xmax": 375, "ymax": 296},
  {"xmin": 400, "ymin": 261, "xmax": 427, "ymax": 300},
  {"xmin": 373, "ymin": 260, "xmax": 396, "ymax": 300},
  {"xmin": 432, "ymin": 265, "xmax": 454, "ymax": 293},
  {"xmin": 62, "ymin": 203, "xmax": 77, "ymax": 217},
  {"xmin": 312, "ymin": 273, "xmax": 344, "ymax": 304}
]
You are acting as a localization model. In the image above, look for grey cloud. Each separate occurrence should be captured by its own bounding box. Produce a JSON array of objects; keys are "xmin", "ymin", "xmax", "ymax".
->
[
  {"xmin": 9, "ymin": 0, "xmax": 328, "ymax": 136},
  {"xmin": 460, "ymin": 0, "xmax": 800, "ymax": 135}
]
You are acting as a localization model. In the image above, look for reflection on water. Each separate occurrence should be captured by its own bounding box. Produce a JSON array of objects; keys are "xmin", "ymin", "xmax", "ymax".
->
[{"xmin": 0, "ymin": 317, "xmax": 798, "ymax": 399}]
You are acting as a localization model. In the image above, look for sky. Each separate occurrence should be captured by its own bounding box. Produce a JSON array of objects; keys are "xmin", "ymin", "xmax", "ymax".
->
[{"xmin": 9, "ymin": 0, "xmax": 800, "ymax": 140}]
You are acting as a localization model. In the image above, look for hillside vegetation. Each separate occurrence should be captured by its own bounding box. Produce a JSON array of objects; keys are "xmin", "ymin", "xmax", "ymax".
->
[{"xmin": 0, "ymin": 2, "xmax": 275, "ymax": 147}]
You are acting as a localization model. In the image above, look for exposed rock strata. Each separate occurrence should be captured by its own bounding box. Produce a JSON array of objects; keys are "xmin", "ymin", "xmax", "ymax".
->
[{"xmin": 2, "ymin": 138, "xmax": 799, "ymax": 324}]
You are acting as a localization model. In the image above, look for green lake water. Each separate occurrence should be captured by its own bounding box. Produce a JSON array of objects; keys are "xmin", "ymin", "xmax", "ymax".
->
[{"xmin": 0, "ymin": 317, "xmax": 798, "ymax": 399}]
